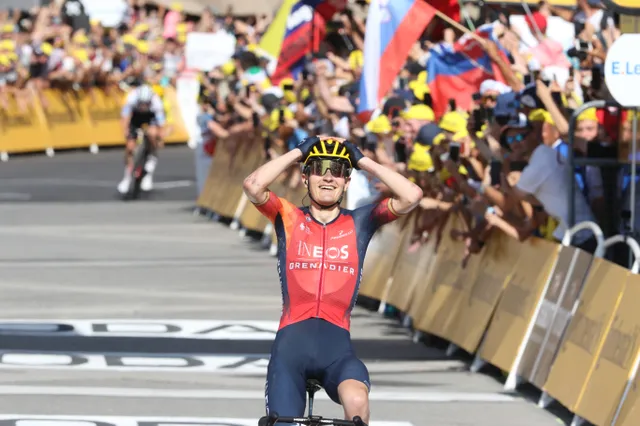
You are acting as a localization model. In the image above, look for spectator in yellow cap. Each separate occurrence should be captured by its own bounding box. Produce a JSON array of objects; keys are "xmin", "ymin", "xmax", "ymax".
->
[
  {"xmin": 279, "ymin": 77, "xmax": 296, "ymax": 104},
  {"xmin": 575, "ymin": 108, "xmax": 599, "ymax": 144},
  {"xmin": 438, "ymin": 111, "xmax": 467, "ymax": 139},
  {"xmin": 401, "ymin": 104, "xmax": 435, "ymax": 144},
  {"xmin": 365, "ymin": 114, "xmax": 398, "ymax": 169}
]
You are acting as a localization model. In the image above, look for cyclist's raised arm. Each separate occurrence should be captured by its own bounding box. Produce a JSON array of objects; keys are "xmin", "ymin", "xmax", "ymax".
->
[
  {"xmin": 357, "ymin": 155, "xmax": 423, "ymax": 216},
  {"xmin": 243, "ymin": 149, "xmax": 302, "ymax": 204},
  {"xmin": 243, "ymin": 136, "xmax": 321, "ymax": 204}
]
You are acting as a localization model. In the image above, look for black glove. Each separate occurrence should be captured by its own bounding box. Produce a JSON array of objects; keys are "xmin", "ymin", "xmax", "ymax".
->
[
  {"xmin": 341, "ymin": 139, "xmax": 365, "ymax": 170},
  {"xmin": 296, "ymin": 136, "xmax": 320, "ymax": 161}
]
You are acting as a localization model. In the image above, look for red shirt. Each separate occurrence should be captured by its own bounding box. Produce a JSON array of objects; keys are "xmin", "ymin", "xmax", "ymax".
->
[{"xmin": 255, "ymin": 192, "xmax": 400, "ymax": 331}]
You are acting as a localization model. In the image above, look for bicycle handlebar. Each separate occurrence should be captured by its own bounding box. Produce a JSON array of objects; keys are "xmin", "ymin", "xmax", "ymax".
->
[{"xmin": 258, "ymin": 413, "xmax": 367, "ymax": 426}]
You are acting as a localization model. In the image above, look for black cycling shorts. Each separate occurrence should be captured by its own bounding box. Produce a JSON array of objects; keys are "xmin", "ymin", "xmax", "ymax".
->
[
  {"xmin": 265, "ymin": 318, "xmax": 370, "ymax": 422},
  {"xmin": 127, "ymin": 112, "xmax": 158, "ymax": 140}
]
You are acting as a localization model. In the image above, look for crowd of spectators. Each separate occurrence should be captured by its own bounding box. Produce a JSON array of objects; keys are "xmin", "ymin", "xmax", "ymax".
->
[{"xmin": 1, "ymin": 0, "xmax": 637, "ymax": 267}]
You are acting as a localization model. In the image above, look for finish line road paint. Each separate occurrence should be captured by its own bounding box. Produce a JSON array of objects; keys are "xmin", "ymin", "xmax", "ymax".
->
[
  {"xmin": 0, "ymin": 320, "xmax": 279, "ymax": 340},
  {"xmin": 0, "ymin": 416, "xmax": 414, "ymax": 426}
]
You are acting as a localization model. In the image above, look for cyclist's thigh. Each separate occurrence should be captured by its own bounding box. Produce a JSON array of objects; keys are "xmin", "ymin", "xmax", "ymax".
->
[
  {"xmin": 318, "ymin": 322, "xmax": 370, "ymax": 404},
  {"xmin": 265, "ymin": 328, "xmax": 307, "ymax": 420}
]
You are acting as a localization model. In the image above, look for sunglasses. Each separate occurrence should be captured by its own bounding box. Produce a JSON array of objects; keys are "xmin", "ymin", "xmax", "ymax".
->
[
  {"xmin": 306, "ymin": 159, "xmax": 351, "ymax": 179},
  {"xmin": 506, "ymin": 134, "xmax": 525, "ymax": 144},
  {"xmin": 283, "ymin": 84, "xmax": 294, "ymax": 91}
]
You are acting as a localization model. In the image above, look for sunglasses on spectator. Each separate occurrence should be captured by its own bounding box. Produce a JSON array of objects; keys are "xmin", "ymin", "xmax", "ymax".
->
[
  {"xmin": 483, "ymin": 95, "xmax": 497, "ymax": 102},
  {"xmin": 392, "ymin": 120, "xmax": 401, "ymax": 127},
  {"xmin": 306, "ymin": 159, "xmax": 352, "ymax": 179},
  {"xmin": 283, "ymin": 84, "xmax": 294, "ymax": 91},
  {"xmin": 506, "ymin": 134, "xmax": 525, "ymax": 144}
]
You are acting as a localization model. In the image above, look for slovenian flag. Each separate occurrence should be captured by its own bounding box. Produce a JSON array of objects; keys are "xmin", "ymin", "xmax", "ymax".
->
[
  {"xmin": 357, "ymin": 0, "xmax": 437, "ymax": 122},
  {"xmin": 427, "ymin": 22, "xmax": 508, "ymax": 117}
]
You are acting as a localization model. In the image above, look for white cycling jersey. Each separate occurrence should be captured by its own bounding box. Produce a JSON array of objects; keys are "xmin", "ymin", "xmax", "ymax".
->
[{"xmin": 121, "ymin": 86, "xmax": 166, "ymax": 126}]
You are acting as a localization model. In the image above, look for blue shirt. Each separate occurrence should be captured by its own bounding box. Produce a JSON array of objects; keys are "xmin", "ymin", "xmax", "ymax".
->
[{"xmin": 287, "ymin": 128, "xmax": 309, "ymax": 152}]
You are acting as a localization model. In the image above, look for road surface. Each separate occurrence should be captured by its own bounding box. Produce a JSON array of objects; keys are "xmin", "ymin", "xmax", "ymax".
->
[{"xmin": 0, "ymin": 147, "xmax": 568, "ymax": 425}]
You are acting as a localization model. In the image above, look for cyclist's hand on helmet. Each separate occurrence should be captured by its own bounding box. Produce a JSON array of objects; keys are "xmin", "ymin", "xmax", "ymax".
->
[
  {"xmin": 295, "ymin": 136, "xmax": 320, "ymax": 162},
  {"xmin": 340, "ymin": 139, "xmax": 365, "ymax": 169}
]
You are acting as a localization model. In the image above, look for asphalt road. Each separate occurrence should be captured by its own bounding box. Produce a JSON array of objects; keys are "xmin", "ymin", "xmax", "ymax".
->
[{"xmin": 0, "ymin": 146, "xmax": 568, "ymax": 426}]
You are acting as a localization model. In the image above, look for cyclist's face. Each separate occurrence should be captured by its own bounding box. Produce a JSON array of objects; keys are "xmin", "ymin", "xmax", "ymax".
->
[{"xmin": 305, "ymin": 159, "xmax": 351, "ymax": 205}]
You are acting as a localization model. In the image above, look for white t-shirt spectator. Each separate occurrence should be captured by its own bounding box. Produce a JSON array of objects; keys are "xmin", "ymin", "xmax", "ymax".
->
[{"xmin": 516, "ymin": 144, "xmax": 595, "ymax": 242}]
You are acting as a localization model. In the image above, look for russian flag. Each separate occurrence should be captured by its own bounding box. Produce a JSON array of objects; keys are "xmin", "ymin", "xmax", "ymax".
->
[
  {"xmin": 357, "ymin": 0, "xmax": 436, "ymax": 122},
  {"xmin": 427, "ymin": 22, "xmax": 507, "ymax": 118}
]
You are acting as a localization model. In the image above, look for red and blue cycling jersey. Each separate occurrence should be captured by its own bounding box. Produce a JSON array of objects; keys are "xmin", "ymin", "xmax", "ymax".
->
[{"xmin": 254, "ymin": 191, "xmax": 400, "ymax": 332}]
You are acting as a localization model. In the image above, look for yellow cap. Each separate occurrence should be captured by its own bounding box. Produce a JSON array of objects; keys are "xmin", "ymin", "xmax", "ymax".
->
[
  {"xmin": 407, "ymin": 145, "xmax": 434, "ymax": 172},
  {"xmin": 134, "ymin": 23, "xmax": 150, "ymax": 33},
  {"xmin": 171, "ymin": 2, "xmax": 184, "ymax": 11},
  {"xmin": 401, "ymin": 104, "xmax": 435, "ymax": 121},
  {"xmin": 122, "ymin": 34, "xmax": 137, "ymax": 46},
  {"xmin": 577, "ymin": 108, "xmax": 598, "ymax": 122},
  {"xmin": 0, "ymin": 39, "xmax": 15, "ymax": 51},
  {"xmin": 452, "ymin": 129, "xmax": 469, "ymax": 141},
  {"xmin": 528, "ymin": 108, "xmax": 554, "ymax": 125},
  {"xmin": 176, "ymin": 23, "xmax": 188, "ymax": 33},
  {"xmin": 279, "ymin": 77, "xmax": 294, "ymax": 89},
  {"xmin": 0, "ymin": 55, "xmax": 9, "ymax": 66},
  {"xmin": 136, "ymin": 41, "xmax": 149, "ymax": 54},
  {"xmin": 417, "ymin": 70, "xmax": 427, "ymax": 83},
  {"xmin": 268, "ymin": 108, "xmax": 294, "ymax": 131},
  {"xmin": 73, "ymin": 49, "xmax": 89, "ymax": 63},
  {"xmin": 221, "ymin": 60, "xmax": 235, "ymax": 76},
  {"xmin": 40, "ymin": 42, "xmax": 53, "ymax": 56},
  {"xmin": 1, "ymin": 24, "xmax": 13, "ymax": 33},
  {"xmin": 408, "ymin": 80, "xmax": 430, "ymax": 101},
  {"xmin": 90, "ymin": 18, "xmax": 100, "ymax": 26},
  {"xmin": 439, "ymin": 112, "xmax": 467, "ymax": 134},
  {"xmin": 348, "ymin": 50, "xmax": 364, "ymax": 70},
  {"xmin": 365, "ymin": 114, "xmax": 392, "ymax": 135},
  {"xmin": 73, "ymin": 33, "xmax": 89, "ymax": 45}
]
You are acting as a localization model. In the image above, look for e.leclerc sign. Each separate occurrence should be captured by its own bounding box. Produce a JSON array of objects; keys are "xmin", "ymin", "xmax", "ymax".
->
[{"xmin": 605, "ymin": 34, "xmax": 640, "ymax": 107}]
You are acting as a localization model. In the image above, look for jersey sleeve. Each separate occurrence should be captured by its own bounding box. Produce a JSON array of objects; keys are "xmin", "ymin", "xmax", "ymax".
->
[
  {"xmin": 121, "ymin": 90, "xmax": 137, "ymax": 118},
  {"xmin": 252, "ymin": 190, "xmax": 284, "ymax": 224},
  {"xmin": 371, "ymin": 197, "xmax": 402, "ymax": 228},
  {"xmin": 352, "ymin": 197, "xmax": 401, "ymax": 237}
]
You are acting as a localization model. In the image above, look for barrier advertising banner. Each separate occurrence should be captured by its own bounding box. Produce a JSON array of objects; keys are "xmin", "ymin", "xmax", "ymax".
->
[
  {"xmin": 478, "ymin": 238, "xmax": 559, "ymax": 372},
  {"xmin": 542, "ymin": 258, "xmax": 629, "ymax": 412},
  {"xmin": 448, "ymin": 232, "xmax": 521, "ymax": 354},
  {"xmin": 517, "ymin": 247, "xmax": 594, "ymax": 388},
  {"xmin": 575, "ymin": 273, "xmax": 640, "ymax": 425}
]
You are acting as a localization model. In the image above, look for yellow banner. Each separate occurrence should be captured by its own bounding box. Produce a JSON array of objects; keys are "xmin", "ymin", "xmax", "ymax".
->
[
  {"xmin": 543, "ymin": 258, "xmax": 629, "ymax": 412},
  {"xmin": 479, "ymin": 238, "xmax": 559, "ymax": 373},
  {"xmin": 517, "ymin": 247, "xmax": 594, "ymax": 388},
  {"xmin": 448, "ymin": 232, "xmax": 521, "ymax": 354},
  {"xmin": 0, "ymin": 91, "xmax": 51, "ymax": 153},
  {"xmin": 575, "ymin": 273, "xmax": 640, "ymax": 425},
  {"xmin": 0, "ymin": 87, "xmax": 188, "ymax": 155}
]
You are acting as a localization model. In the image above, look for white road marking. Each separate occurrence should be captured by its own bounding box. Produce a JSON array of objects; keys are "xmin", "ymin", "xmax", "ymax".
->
[
  {"xmin": 153, "ymin": 180, "xmax": 194, "ymax": 189},
  {"xmin": 0, "ymin": 258, "xmax": 274, "ymax": 268},
  {"xmin": 0, "ymin": 319, "xmax": 278, "ymax": 340},
  {"xmin": 0, "ymin": 192, "xmax": 31, "ymax": 201},
  {"xmin": 0, "ymin": 415, "xmax": 412, "ymax": 426},
  {"xmin": 0, "ymin": 178, "xmax": 193, "ymax": 190},
  {"xmin": 0, "ymin": 386, "xmax": 518, "ymax": 402}
]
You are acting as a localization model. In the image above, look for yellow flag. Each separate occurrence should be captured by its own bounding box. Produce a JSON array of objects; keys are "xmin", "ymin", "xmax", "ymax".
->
[{"xmin": 259, "ymin": 0, "xmax": 298, "ymax": 60}]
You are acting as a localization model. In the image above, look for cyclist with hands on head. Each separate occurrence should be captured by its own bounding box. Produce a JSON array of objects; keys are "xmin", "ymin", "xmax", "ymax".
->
[{"xmin": 243, "ymin": 135, "xmax": 423, "ymax": 426}]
